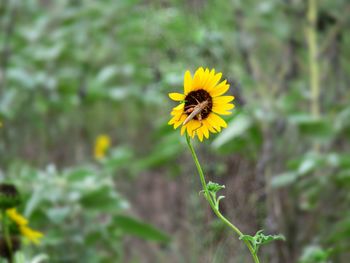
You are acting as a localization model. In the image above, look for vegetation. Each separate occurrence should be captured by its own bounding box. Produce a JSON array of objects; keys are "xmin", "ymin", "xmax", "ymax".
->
[{"xmin": 0, "ymin": 0, "xmax": 349, "ymax": 262}]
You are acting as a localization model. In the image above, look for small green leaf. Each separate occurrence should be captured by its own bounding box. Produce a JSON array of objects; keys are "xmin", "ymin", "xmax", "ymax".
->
[
  {"xmin": 207, "ymin": 181, "xmax": 225, "ymax": 193},
  {"xmin": 240, "ymin": 234, "xmax": 256, "ymax": 243},
  {"xmin": 206, "ymin": 181, "xmax": 226, "ymax": 209},
  {"xmin": 240, "ymin": 230, "xmax": 285, "ymax": 253}
]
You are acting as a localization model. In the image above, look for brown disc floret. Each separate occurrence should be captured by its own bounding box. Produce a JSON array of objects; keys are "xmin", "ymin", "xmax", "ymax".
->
[{"xmin": 184, "ymin": 89, "xmax": 213, "ymax": 120}]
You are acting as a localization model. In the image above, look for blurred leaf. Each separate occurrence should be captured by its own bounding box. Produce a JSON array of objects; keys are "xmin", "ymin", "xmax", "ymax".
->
[
  {"xmin": 299, "ymin": 245, "xmax": 332, "ymax": 263},
  {"xmin": 212, "ymin": 112, "xmax": 252, "ymax": 148},
  {"xmin": 271, "ymin": 172, "xmax": 298, "ymax": 188},
  {"xmin": 335, "ymin": 106, "xmax": 350, "ymax": 131},
  {"xmin": 96, "ymin": 65, "xmax": 118, "ymax": 84},
  {"xmin": 104, "ymin": 146, "xmax": 134, "ymax": 171},
  {"xmin": 135, "ymin": 135, "xmax": 183, "ymax": 170},
  {"xmin": 66, "ymin": 168, "xmax": 96, "ymax": 182},
  {"xmin": 298, "ymin": 157, "xmax": 319, "ymax": 175},
  {"xmin": 114, "ymin": 215, "xmax": 171, "ymax": 243},
  {"xmin": 288, "ymin": 114, "xmax": 334, "ymax": 140},
  {"xmin": 80, "ymin": 186, "xmax": 124, "ymax": 212}
]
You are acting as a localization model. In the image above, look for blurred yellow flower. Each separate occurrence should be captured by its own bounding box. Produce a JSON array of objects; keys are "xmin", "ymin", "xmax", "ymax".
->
[
  {"xmin": 6, "ymin": 208, "xmax": 44, "ymax": 244},
  {"xmin": 168, "ymin": 67, "xmax": 234, "ymax": 141},
  {"xmin": 6, "ymin": 208, "xmax": 28, "ymax": 226},
  {"xmin": 19, "ymin": 226, "xmax": 44, "ymax": 245},
  {"xmin": 94, "ymin": 134, "xmax": 111, "ymax": 160}
]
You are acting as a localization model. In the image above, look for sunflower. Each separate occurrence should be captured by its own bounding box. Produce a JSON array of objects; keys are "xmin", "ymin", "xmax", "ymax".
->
[
  {"xmin": 94, "ymin": 134, "xmax": 111, "ymax": 160},
  {"xmin": 168, "ymin": 67, "xmax": 234, "ymax": 141},
  {"xmin": 6, "ymin": 208, "xmax": 44, "ymax": 244}
]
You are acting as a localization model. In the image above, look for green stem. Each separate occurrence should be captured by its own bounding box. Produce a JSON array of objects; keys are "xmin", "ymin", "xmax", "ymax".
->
[
  {"xmin": 2, "ymin": 211, "xmax": 13, "ymax": 263},
  {"xmin": 185, "ymin": 134, "xmax": 260, "ymax": 263},
  {"xmin": 307, "ymin": 0, "xmax": 321, "ymax": 153},
  {"xmin": 307, "ymin": 0, "xmax": 320, "ymax": 118}
]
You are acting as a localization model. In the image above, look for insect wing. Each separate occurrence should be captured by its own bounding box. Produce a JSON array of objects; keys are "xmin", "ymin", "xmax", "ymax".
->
[{"xmin": 183, "ymin": 104, "xmax": 204, "ymax": 125}]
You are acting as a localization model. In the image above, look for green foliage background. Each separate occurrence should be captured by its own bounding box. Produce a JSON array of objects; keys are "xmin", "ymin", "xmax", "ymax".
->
[{"xmin": 0, "ymin": 0, "xmax": 349, "ymax": 262}]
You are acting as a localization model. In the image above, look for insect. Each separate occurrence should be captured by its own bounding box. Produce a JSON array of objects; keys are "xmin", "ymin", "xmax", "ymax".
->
[{"xmin": 183, "ymin": 99, "xmax": 209, "ymax": 126}]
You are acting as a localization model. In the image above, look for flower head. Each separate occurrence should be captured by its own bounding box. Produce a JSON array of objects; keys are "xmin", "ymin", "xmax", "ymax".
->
[
  {"xmin": 94, "ymin": 134, "xmax": 111, "ymax": 160},
  {"xmin": 6, "ymin": 208, "xmax": 44, "ymax": 245},
  {"xmin": 168, "ymin": 67, "xmax": 234, "ymax": 141}
]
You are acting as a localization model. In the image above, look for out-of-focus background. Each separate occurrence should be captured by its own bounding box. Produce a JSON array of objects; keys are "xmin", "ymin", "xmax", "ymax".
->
[{"xmin": 0, "ymin": 0, "xmax": 349, "ymax": 262}]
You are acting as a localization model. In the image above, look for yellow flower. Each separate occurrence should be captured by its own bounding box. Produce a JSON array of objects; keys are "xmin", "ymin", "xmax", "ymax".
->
[
  {"xmin": 94, "ymin": 134, "xmax": 111, "ymax": 160},
  {"xmin": 168, "ymin": 67, "xmax": 234, "ymax": 141},
  {"xmin": 19, "ymin": 226, "xmax": 44, "ymax": 245},
  {"xmin": 6, "ymin": 208, "xmax": 44, "ymax": 244},
  {"xmin": 6, "ymin": 208, "xmax": 28, "ymax": 226}
]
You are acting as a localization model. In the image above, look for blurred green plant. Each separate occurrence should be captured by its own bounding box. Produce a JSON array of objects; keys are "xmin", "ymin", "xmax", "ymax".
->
[
  {"xmin": 3, "ymin": 162, "xmax": 170, "ymax": 262},
  {"xmin": 0, "ymin": 0, "xmax": 349, "ymax": 262},
  {"xmin": 0, "ymin": 183, "xmax": 43, "ymax": 263}
]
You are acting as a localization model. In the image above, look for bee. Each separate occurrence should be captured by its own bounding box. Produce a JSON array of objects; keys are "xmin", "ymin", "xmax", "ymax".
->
[{"xmin": 183, "ymin": 99, "xmax": 209, "ymax": 126}]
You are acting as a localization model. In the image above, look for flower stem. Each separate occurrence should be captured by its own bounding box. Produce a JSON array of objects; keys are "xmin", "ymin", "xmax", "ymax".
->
[
  {"xmin": 185, "ymin": 134, "xmax": 260, "ymax": 263},
  {"xmin": 2, "ymin": 210, "xmax": 13, "ymax": 263},
  {"xmin": 307, "ymin": 0, "xmax": 320, "ymax": 119},
  {"xmin": 307, "ymin": 0, "xmax": 321, "ymax": 153}
]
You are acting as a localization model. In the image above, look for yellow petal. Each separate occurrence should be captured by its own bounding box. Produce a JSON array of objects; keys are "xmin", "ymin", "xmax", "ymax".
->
[
  {"xmin": 180, "ymin": 125, "xmax": 186, "ymax": 135},
  {"xmin": 209, "ymin": 80, "xmax": 230, "ymax": 97},
  {"xmin": 206, "ymin": 71, "xmax": 222, "ymax": 90},
  {"xmin": 185, "ymin": 121, "xmax": 195, "ymax": 136},
  {"xmin": 6, "ymin": 208, "xmax": 28, "ymax": 226},
  {"xmin": 169, "ymin": 118, "xmax": 180, "ymax": 127},
  {"xmin": 190, "ymin": 130, "xmax": 195, "ymax": 138},
  {"xmin": 198, "ymin": 68, "xmax": 211, "ymax": 90},
  {"xmin": 213, "ymin": 95, "xmax": 235, "ymax": 104},
  {"xmin": 174, "ymin": 115, "xmax": 186, "ymax": 129},
  {"xmin": 217, "ymin": 103, "xmax": 234, "ymax": 110},
  {"xmin": 186, "ymin": 120, "xmax": 201, "ymax": 137},
  {"xmin": 173, "ymin": 121, "xmax": 182, "ymax": 129},
  {"xmin": 169, "ymin": 93, "xmax": 185, "ymax": 101},
  {"xmin": 203, "ymin": 119, "xmax": 217, "ymax": 133},
  {"xmin": 168, "ymin": 116, "xmax": 177, "ymax": 125},
  {"xmin": 201, "ymin": 125, "xmax": 209, "ymax": 138},
  {"xmin": 192, "ymin": 67, "xmax": 204, "ymax": 89},
  {"xmin": 212, "ymin": 109, "xmax": 232, "ymax": 115},
  {"xmin": 20, "ymin": 226, "xmax": 44, "ymax": 245},
  {"xmin": 184, "ymin": 70, "xmax": 193, "ymax": 94},
  {"xmin": 174, "ymin": 103, "xmax": 184, "ymax": 111},
  {"xmin": 208, "ymin": 113, "xmax": 227, "ymax": 128},
  {"xmin": 170, "ymin": 109, "xmax": 181, "ymax": 116},
  {"xmin": 212, "ymin": 103, "xmax": 235, "ymax": 115},
  {"xmin": 197, "ymin": 128, "xmax": 204, "ymax": 141}
]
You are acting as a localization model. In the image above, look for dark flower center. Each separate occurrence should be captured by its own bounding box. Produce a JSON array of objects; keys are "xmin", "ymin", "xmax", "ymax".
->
[
  {"xmin": 184, "ymin": 89, "xmax": 213, "ymax": 120},
  {"xmin": 0, "ymin": 184, "xmax": 18, "ymax": 197}
]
